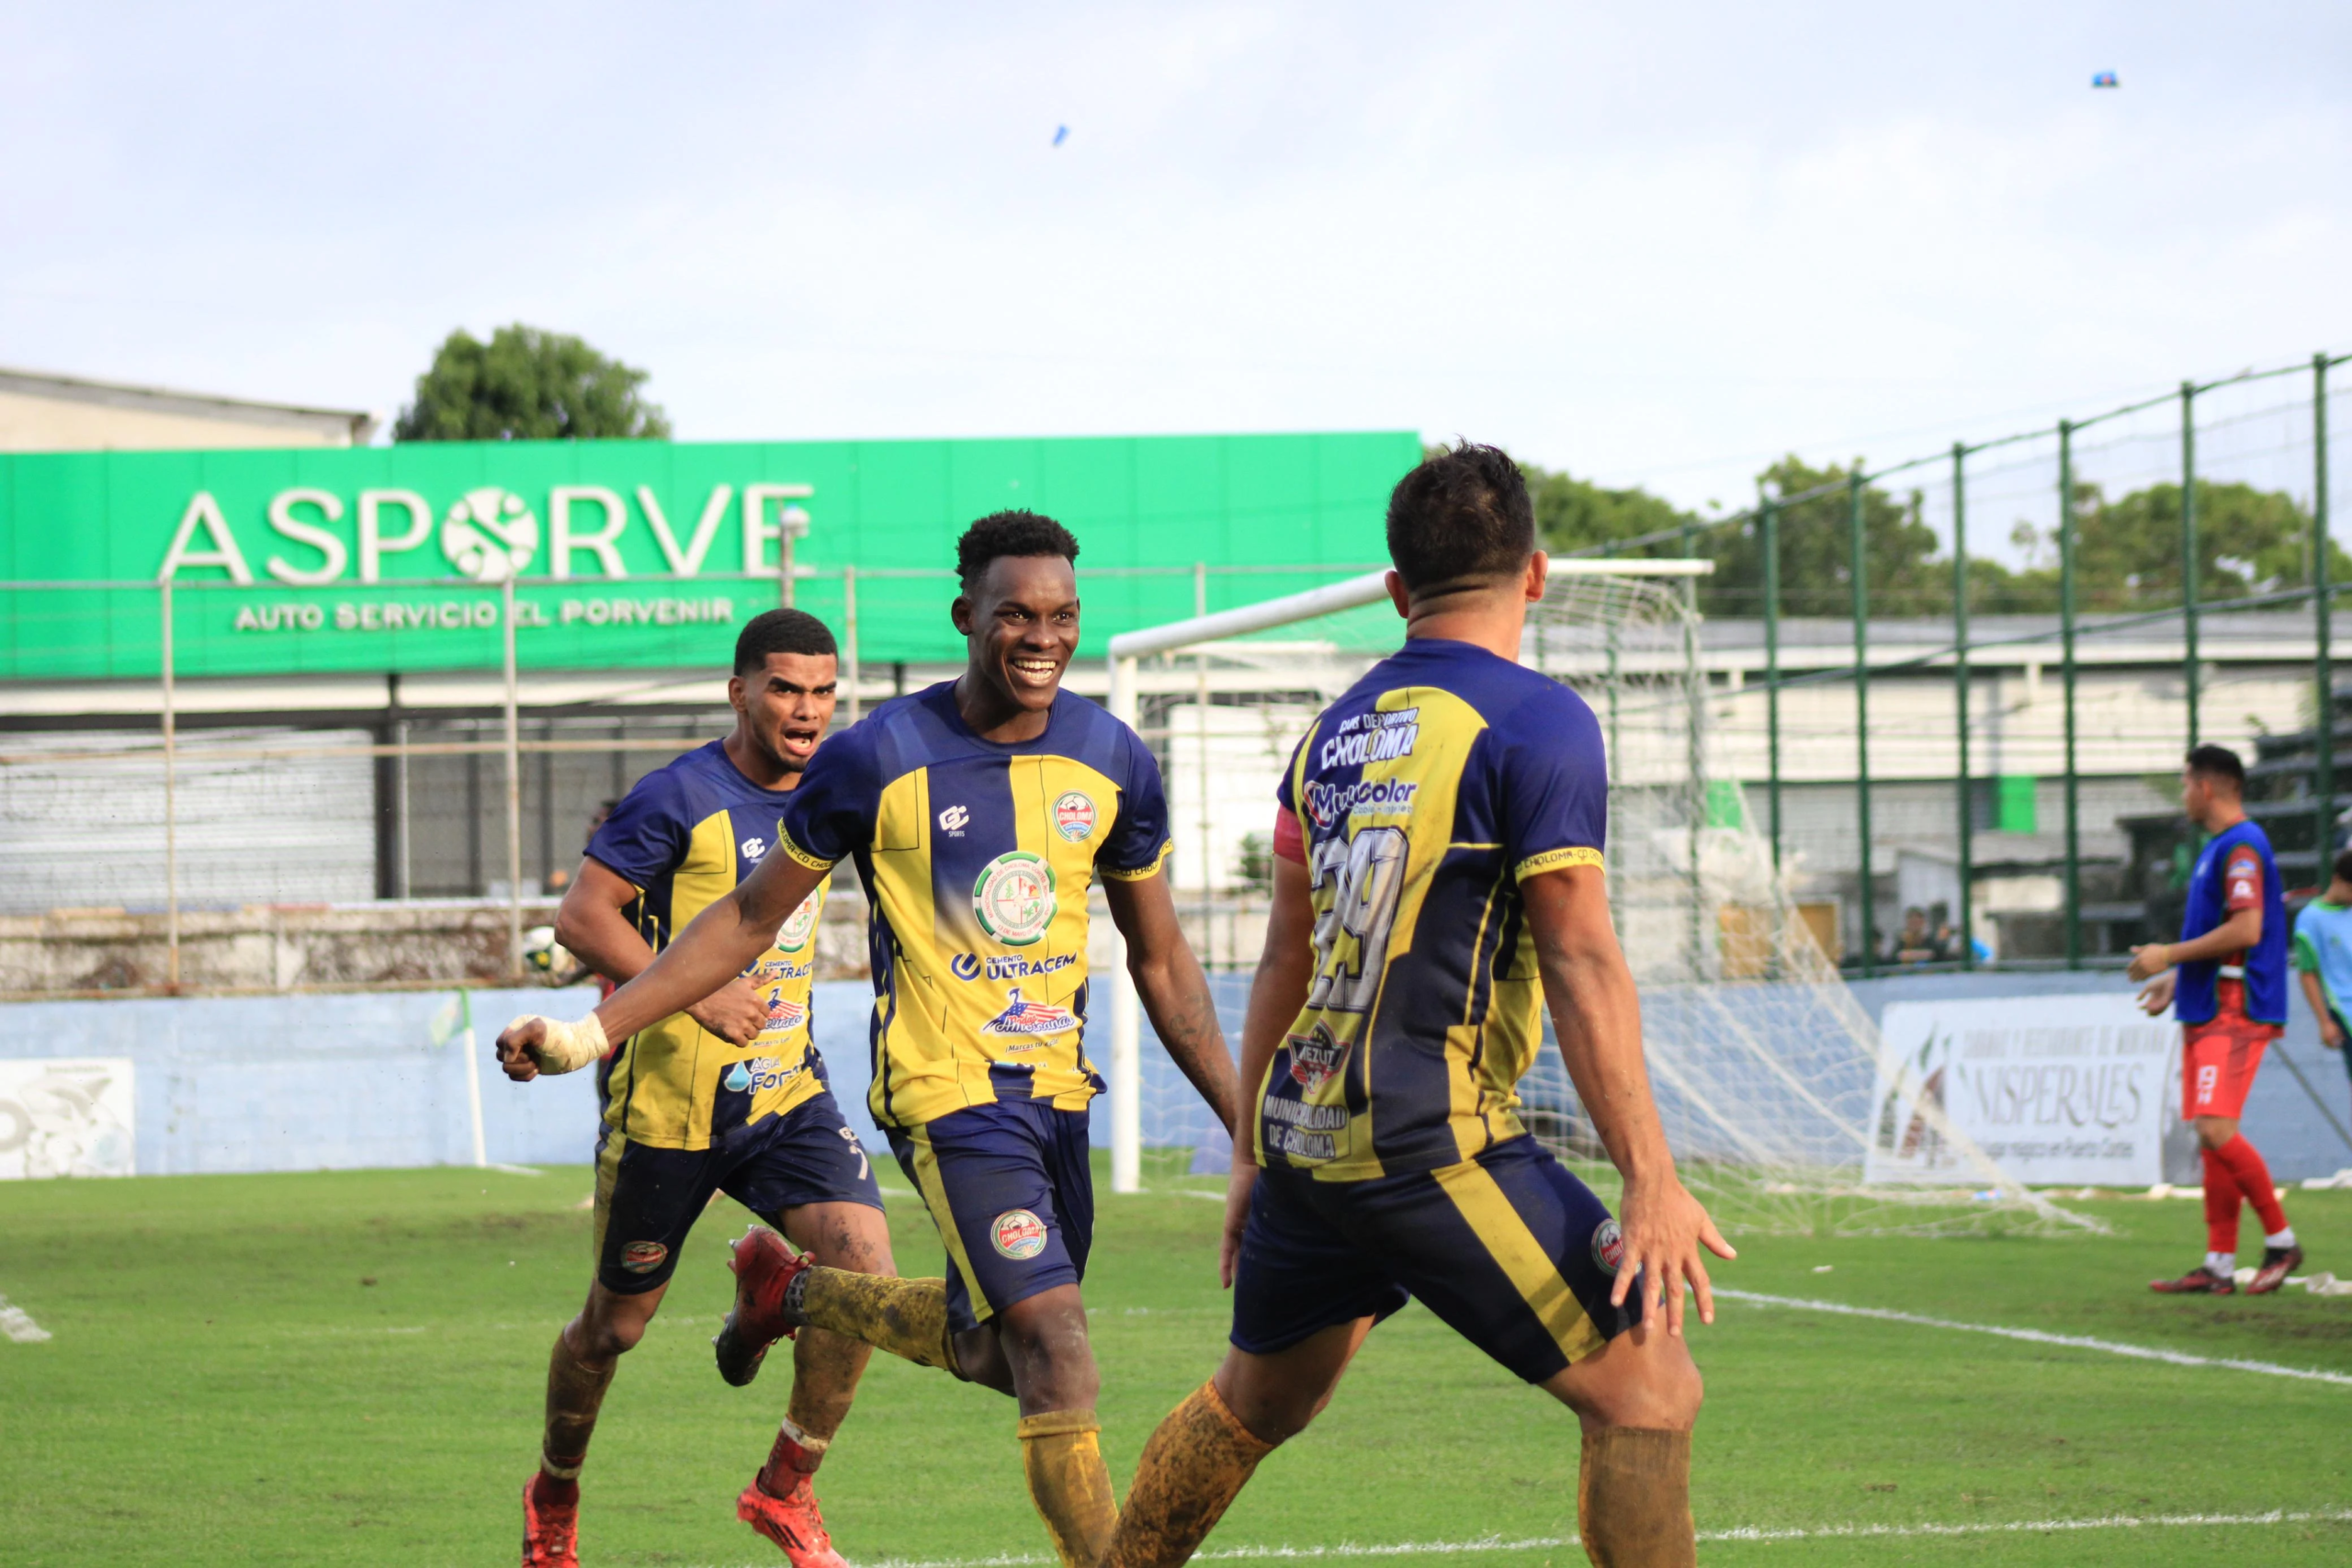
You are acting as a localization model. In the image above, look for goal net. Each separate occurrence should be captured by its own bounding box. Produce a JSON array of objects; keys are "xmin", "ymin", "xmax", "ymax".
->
[{"xmin": 1101, "ymin": 562, "xmax": 2097, "ymax": 1236}]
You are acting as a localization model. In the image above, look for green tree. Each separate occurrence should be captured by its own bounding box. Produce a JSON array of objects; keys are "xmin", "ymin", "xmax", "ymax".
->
[
  {"xmin": 1701, "ymin": 457, "xmax": 1941, "ymax": 618},
  {"xmin": 2056, "ymin": 479, "xmax": 2339, "ymax": 610},
  {"xmin": 1521, "ymin": 466, "xmax": 1697, "ymax": 558},
  {"xmin": 393, "ymin": 324, "xmax": 671, "ymax": 442}
]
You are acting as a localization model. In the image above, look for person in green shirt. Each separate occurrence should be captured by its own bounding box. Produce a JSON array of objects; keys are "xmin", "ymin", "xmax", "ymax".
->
[{"xmin": 2291, "ymin": 845, "xmax": 2352, "ymax": 1082}]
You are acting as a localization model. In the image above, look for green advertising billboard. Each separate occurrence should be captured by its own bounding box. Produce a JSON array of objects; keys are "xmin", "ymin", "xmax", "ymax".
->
[{"xmin": 0, "ymin": 433, "xmax": 1418, "ymax": 680}]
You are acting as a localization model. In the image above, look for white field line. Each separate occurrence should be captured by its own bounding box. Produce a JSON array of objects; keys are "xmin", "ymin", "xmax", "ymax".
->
[
  {"xmin": 1719, "ymin": 1289, "xmax": 2352, "ymax": 1387},
  {"xmin": 0, "ymin": 1293, "xmax": 51, "ymax": 1344},
  {"xmin": 733, "ymin": 1506, "xmax": 2352, "ymax": 1568}
]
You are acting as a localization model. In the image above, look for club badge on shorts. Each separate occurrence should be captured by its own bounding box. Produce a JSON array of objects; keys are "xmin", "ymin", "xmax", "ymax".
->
[
  {"xmin": 991, "ymin": 1208, "xmax": 1048, "ymax": 1260},
  {"xmin": 1590, "ymin": 1219, "xmax": 1623, "ymax": 1275},
  {"xmin": 1052, "ymin": 790, "xmax": 1097, "ymax": 842},
  {"xmin": 620, "ymin": 1240, "xmax": 670, "ymax": 1274}
]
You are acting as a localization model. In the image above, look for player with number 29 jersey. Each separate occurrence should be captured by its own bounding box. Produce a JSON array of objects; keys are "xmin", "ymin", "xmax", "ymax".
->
[{"xmin": 1261, "ymin": 637, "xmax": 1607, "ymax": 1181}]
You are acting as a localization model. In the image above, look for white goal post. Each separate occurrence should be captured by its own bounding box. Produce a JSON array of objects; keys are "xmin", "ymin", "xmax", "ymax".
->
[{"xmin": 1099, "ymin": 558, "xmax": 1713, "ymax": 1196}]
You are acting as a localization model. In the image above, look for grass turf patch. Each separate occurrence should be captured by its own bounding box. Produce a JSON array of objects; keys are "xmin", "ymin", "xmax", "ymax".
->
[{"xmin": 1, "ymin": 1162, "xmax": 2347, "ymax": 1566}]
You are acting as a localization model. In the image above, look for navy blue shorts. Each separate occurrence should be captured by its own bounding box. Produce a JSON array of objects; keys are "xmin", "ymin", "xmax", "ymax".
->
[
  {"xmin": 593, "ymin": 1089, "xmax": 882, "ymax": 1295},
  {"xmin": 887, "ymin": 1099, "xmax": 1093, "ymax": 1333},
  {"xmin": 1231, "ymin": 1134, "xmax": 1641, "ymax": 1383}
]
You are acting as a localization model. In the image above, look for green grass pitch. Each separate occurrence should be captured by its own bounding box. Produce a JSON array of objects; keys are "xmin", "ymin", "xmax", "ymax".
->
[{"xmin": 2, "ymin": 1156, "xmax": 2347, "ymax": 1566}]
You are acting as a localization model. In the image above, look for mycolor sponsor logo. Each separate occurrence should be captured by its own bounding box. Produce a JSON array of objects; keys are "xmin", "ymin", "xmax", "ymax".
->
[
  {"xmin": 1302, "ymin": 777, "xmax": 1419, "ymax": 829},
  {"xmin": 1318, "ymin": 708, "xmax": 1420, "ymax": 769}
]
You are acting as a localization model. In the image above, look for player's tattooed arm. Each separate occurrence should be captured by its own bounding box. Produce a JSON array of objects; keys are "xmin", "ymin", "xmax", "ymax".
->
[
  {"xmin": 1523, "ymin": 865, "xmax": 1735, "ymax": 1335},
  {"xmin": 1103, "ymin": 869, "xmax": 1240, "ymax": 1140}
]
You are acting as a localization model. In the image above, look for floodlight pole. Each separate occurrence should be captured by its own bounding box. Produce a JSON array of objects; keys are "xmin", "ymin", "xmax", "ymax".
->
[
  {"xmin": 503, "ymin": 572, "xmax": 525, "ymax": 982},
  {"xmin": 1107, "ymin": 653, "xmax": 1144, "ymax": 1195}
]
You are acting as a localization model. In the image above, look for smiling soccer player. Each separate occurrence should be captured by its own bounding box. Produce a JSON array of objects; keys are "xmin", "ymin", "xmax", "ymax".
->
[
  {"xmin": 502, "ymin": 609, "xmax": 896, "ymax": 1568},
  {"xmin": 503, "ymin": 512, "xmax": 1239, "ymax": 1568}
]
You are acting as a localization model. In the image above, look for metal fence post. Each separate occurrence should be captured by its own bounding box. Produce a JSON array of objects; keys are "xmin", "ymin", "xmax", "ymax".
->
[
  {"xmin": 2060, "ymin": 420, "xmax": 2082, "ymax": 969},
  {"xmin": 502, "ymin": 572, "xmax": 525, "ymax": 981},
  {"xmin": 1850, "ymin": 471, "xmax": 1873, "ymax": 976},
  {"xmin": 160, "ymin": 580, "xmax": 180, "ymax": 991},
  {"xmin": 2181, "ymin": 381, "xmax": 2200, "ymax": 747},
  {"xmin": 1952, "ymin": 443, "xmax": 1973, "ymax": 969},
  {"xmin": 1762, "ymin": 494, "xmax": 1781, "ymax": 873},
  {"xmin": 843, "ymin": 565, "xmax": 861, "ymax": 724},
  {"xmin": 2318, "ymin": 352, "xmax": 2335, "ymax": 864}
]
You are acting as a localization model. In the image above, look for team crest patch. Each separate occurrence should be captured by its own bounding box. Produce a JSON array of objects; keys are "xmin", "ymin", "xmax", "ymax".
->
[
  {"xmin": 1591, "ymin": 1219, "xmax": 1624, "ymax": 1276},
  {"xmin": 775, "ymin": 891, "xmax": 820, "ymax": 953},
  {"xmin": 619, "ymin": 1240, "xmax": 669, "ymax": 1275},
  {"xmin": 1052, "ymin": 790, "xmax": 1098, "ymax": 842},
  {"xmin": 1286, "ymin": 1021, "xmax": 1351, "ymax": 1094},
  {"xmin": 984, "ymin": 987, "xmax": 1078, "ymax": 1038},
  {"xmin": 974, "ymin": 851, "xmax": 1057, "ymax": 946},
  {"xmin": 991, "ymin": 1209, "xmax": 1048, "ymax": 1260}
]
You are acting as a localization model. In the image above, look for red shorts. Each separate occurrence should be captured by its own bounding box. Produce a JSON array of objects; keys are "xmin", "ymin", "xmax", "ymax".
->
[{"xmin": 2181, "ymin": 979, "xmax": 2280, "ymax": 1120}]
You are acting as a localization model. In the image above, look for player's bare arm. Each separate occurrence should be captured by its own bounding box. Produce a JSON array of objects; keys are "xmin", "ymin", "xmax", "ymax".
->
[
  {"xmin": 2128, "ymin": 904, "xmax": 2261, "ymax": 982},
  {"xmin": 2305, "ymin": 970, "xmax": 2345, "ymax": 1049},
  {"xmin": 1219, "ymin": 852, "xmax": 1317, "ymax": 1286},
  {"xmin": 554, "ymin": 858, "xmax": 768, "ymax": 1043},
  {"xmin": 497, "ymin": 849, "xmax": 831, "ymax": 1076},
  {"xmin": 1522, "ymin": 863, "xmax": 1733, "ymax": 1334},
  {"xmin": 1102, "ymin": 869, "xmax": 1239, "ymax": 1137}
]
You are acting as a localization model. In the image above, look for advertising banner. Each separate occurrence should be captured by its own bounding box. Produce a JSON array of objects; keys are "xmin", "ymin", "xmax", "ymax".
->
[
  {"xmin": 1866, "ymin": 994, "xmax": 2179, "ymax": 1187},
  {"xmin": 0, "ymin": 1057, "xmax": 135, "ymax": 1179},
  {"xmin": 0, "ymin": 432, "xmax": 1416, "ymax": 679}
]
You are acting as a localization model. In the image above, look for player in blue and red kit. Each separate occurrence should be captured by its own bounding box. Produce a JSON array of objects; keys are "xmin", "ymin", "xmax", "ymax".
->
[{"xmin": 2131, "ymin": 744, "xmax": 2303, "ymax": 1296}]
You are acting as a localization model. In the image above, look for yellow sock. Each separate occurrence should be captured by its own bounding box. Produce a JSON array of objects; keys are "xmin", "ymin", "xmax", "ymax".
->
[
  {"xmin": 1577, "ymin": 1427, "xmax": 1693, "ymax": 1568},
  {"xmin": 1101, "ymin": 1381, "xmax": 1275, "ymax": 1568},
  {"xmin": 798, "ymin": 1269, "xmax": 960, "ymax": 1374},
  {"xmin": 1018, "ymin": 1408, "xmax": 1120, "ymax": 1568}
]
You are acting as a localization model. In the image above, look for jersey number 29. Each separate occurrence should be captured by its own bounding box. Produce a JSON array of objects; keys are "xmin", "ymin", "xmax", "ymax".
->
[{"xmin": 1306, "ymin": 825, "xmax": 1408, "ymax": 1014}]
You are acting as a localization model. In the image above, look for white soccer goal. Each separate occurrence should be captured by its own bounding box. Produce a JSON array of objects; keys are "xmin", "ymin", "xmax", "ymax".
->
[{"xmin": 1100, "ymin": 560, "xmax": 2097, "ymax": 1236}]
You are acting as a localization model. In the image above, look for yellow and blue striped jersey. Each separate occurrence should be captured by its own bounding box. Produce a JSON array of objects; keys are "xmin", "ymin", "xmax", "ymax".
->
[
  {"xmin": 777, "ymin": 683, "xmax": 1172, "ymax": 1130},
  {"xmin": 589, "ymin": 740, "xmax": 831, "ymax": 1150},
  {"xmin": 1258, "ymin": 637, "xmax": 1608, "ymax": 1181}
]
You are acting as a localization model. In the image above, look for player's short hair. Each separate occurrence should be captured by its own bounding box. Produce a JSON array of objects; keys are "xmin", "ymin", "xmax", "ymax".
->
[
  {"xmin": 1385, "ymin": 441, "xmax": 1537, "ymax": 592},
  {"xmin": 733, "ymin": 608, "xmax": 837, "ymax": 675},
  {"xmin": 2185, "ymin": 743, "xmax": 2245, "ymax": 791},
  {"xmin": 2333, "ymin": 845, "xmax": 2352, "ymax": 885},
  {"xmin": 956, "ymin": 510, "xmax": 1080, "ymax": 591}
]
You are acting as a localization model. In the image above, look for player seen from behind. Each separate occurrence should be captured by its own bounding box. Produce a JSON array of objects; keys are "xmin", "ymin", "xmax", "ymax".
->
[
  {"xmin": 499, "ymin": 609, "xmax": 896, "ymax": 1568},
  {"xmin": 2293, "ymin": 846, "xmax": 2352, "ymax": 1087},
  {"xmin": 501, "ymin": 512, "xmax": 1239, "ymax": 1568},
  {"xmin": 1100, "ymin": 444, "xmax": 1728, "ymax": 1568},
  {"xmin": 2131, "ymin": 744, "xmax": 2303, "ymax": 1295}
]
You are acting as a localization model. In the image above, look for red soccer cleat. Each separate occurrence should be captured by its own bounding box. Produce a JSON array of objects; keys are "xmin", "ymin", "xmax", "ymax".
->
[
  {"xmin": 2245, "ymin": 1244, "xmax": 2305, "ymax": 1295},
  {"xmin": 520, "ymin": 1475, "xmax": 581, "ymax": 1568},
  {"xmin": 715, "ymin": 1224, "xmax": 810, "ymax": 1388},
  {"xmin": 739, "ymin": 1473, "xmax": 849, "ymax": 1568},
  {"xmin": 2149, "ymin": 1265, "xmax": 2236, "ymax": 1294}
]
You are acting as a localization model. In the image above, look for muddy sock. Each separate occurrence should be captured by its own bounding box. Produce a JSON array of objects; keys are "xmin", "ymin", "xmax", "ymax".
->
[
  {"xmin": 1577, "ymin": 1427, "xmax": 1693, "ymax": 1568},
  {"xmin": 541, "ymin": 1327, "xmax": 617, "ymax": 1488},
  {"xmin": 756, "ymin": 1413, "xmax": 831, "ymax": 1498},
  {"xmin": 1018, "ymin": 1408, "xmax": 1120, "ymax": 1568},
  {"xmin": 1102, "ymin": 1380, "xmax": 1276, "ymax": 1568},
  {"xmin": 794, "ymin": 1269, "xmax": 960, "ymax": 1374}
]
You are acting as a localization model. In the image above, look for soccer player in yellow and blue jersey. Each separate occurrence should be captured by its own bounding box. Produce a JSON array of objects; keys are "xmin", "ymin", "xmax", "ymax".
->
[
  {"xmin": 503, "ymin": 513, "xmax": 1238, "ymax": 1568},
  {"xmin": 1100, "ymin": 445, "xmax": 1731, "ymax": 1568},
  {"xmin": 499, "ymin": 609, "xmax": 895, "ymax": 1568}
]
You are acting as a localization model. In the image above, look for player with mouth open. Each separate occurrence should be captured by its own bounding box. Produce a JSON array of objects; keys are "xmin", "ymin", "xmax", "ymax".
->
[
  {"xmin": 500, "ymin": 609, "xmax": 897, "ymax": 1568},
  {"xmin": 502, "ymin": 512, "xmax": 1239, "ymax": 1568}
]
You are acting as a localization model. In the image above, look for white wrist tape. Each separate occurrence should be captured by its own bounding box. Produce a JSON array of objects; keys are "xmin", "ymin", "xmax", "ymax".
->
[{"xmin": 512, "ymin": 1011, "xmax": 609, "ymax": 1075}]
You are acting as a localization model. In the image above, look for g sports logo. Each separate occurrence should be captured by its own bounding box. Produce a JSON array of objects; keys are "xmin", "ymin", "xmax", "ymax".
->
[
  {"xmin": 983, "ymin": 987, "xmax": 1078, "ymax": 1038},
  {"xmin": 975, "ymin": 851, "xmax": 1056, "ymax": 945},
  {"xmin": 938, "ymin": 804, "xmax": 971, "ymax": 834},
  {"xmin": 1052, "ymin": 790, "xmax": 1097, "ymax": 842},
  {"xmin": 991, "ymin": 1209, "xmax": 1049, "ymax": 1260},
  {"xmin": 741, "ymin": 835, "xmax": 769, "ymax": 861},
  {"xmin": 1286, "ymin": 1021, "xmax": 1351, "ymax": 1093},
  {"xmin": 439, "ymin": 487, "xmax": 538, "ymax": 583},
  {"xmin": 1590, "ymin": 1219, "xmax": 1624, "ymax": 1276},
  {"xmin": 619, "ymin": 1239, "xmax": 670, "ymax": 1275},
  {"xmin": 775, "ymin": 890, "xmax": 820, "ymax": 952}
]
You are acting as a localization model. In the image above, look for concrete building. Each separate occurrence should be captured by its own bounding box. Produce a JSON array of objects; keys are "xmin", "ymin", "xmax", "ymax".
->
[{"xmin": 0, "ymin": 366, "xmax": 377, "ymax": 451}]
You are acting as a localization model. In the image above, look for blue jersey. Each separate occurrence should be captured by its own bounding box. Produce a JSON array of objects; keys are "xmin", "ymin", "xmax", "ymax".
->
[
  {"xmin": 2176, "ymin": 818, "xmax": 2288, "ymax": 1025},
  {"xmin": 2291, "ymin": 899, "xmax": 2352, "ymax": 1023},
  {"xmin": 587, "ymin": 740, "xmax": 830, "ymax": 1149},
  {"xmin": 778, "ymin": 682, "xmax": 1172, "ymax": 1130},
  {"xmin": 1260, "ymin": 637, "xmax": 1609, "ymax": 1180}
]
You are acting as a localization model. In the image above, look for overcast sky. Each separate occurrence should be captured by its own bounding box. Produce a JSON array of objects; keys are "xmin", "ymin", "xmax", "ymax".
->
[{"xmin": 4, "ymin": 2, "xmax": 2346, "ymax": 513}]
